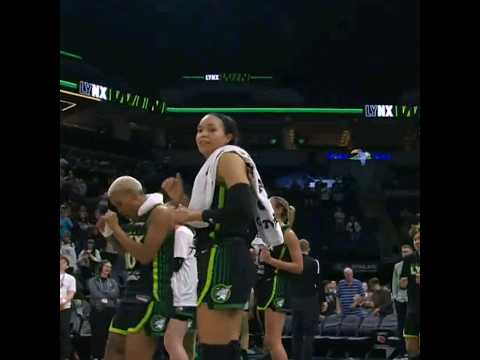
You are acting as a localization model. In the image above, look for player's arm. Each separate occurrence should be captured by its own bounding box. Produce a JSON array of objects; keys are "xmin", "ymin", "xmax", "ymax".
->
[
  {"xmin": 106, "ymin": 207, "xmax": 174, "ymax": 264},
  {"xmin": 172, "ymin": 153, "xmax": 256, "ymax": 224},
  {"xmin": 161, "ymin": 173, "xmax": 190, "ymax": 207},
  {"xmin": 261, "ymin": 229, "xmax": 304, "ymax": 274}
]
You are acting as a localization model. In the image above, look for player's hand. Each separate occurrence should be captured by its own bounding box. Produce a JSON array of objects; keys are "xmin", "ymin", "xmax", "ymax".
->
[
  {"xmin": 172, "ymin": 205, "xmax": 198, "ymax": 224},
  {"xmin": 103, "ymin": 211, "xmax": 119, "ymax": 228},
  {"xmin": 96, "ymin": 216, "xmax": 106, "ymax": 233},
  {"xmin": 161, "ymin": 173, "xmax": 185, "ymax": 203},
  {"xmin": 373, "ymin": 308, "xmax": 381, "ymax": 316},
  {"xmin": 259, "ymin": 247, "xmax": 272, "ymax": 264}
]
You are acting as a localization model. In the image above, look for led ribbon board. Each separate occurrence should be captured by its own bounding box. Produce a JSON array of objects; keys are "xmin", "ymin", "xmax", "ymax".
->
[
  {"xmin": 60, "ymin": 80, "xmax": 166, "ymax": 113},
  {"xmin": 182, "ymin": 73, "xmax": 273, "ymax": 83},
  {"xmin": 364, "ymin": 105, "xmax": 419, "ymax": 118}
]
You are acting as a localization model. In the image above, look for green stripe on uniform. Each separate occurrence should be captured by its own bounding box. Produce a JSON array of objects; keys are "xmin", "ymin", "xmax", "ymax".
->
[
  {"xmin": 127, "ymin": 301, "xmax": 155, "ymax": 334},
  {"xmin": 197, "ymin": 245, "xmax": 218, "ymax": 305},
  {"xmin": 258, "ymin": 245, "xmax": 287, "ymax": 311},
  {"xmin": 258, "ymin": 275, "xmax": 279, "ymax": 311},
  {"xmin": 109, "ymin": 324, "xmax": 128, "ymax": 336},
  {"xmin": 153, "ymin": 255, "xmax": 160, "ymax": 301}
]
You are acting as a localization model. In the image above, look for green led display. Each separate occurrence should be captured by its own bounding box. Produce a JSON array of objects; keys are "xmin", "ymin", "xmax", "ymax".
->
[
  {"xmin": 166, "ymin": 107, "xmax": 363, "ymax": 114},
  {"xmin": 108, "ymin": 89, "xmax": 166, "ymax": 113},
  {"xmin": 60, "ymin": 80, "xmax": 78, "ymax": 90},
  {"xmin": 60, "ymin": 50, "xmax": 83, "ymax": 60}
]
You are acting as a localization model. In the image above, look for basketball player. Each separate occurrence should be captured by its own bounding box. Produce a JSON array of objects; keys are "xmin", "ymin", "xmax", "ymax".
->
[
  {"xmin": 256, "ymin": 196, "xmax": 303, "ymax": 360},
  {"xmin": 162, "ymin": 113, "xmax": 274, "ymax": 360},
  {"xmin": 163, "ymin": 222, "xmax": 198, "ymax": 360},
  {"xmin": 400, "ymin": 230, "xmax": 421, "ymax": 360},
  {"xmin": 99, "ymin": 176, "xmax": 175, "ymax": 360}
]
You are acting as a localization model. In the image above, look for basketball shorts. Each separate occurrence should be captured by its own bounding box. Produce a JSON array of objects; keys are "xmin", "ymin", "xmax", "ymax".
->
[
  {"xmin": 197, "ymin": 238, "xmax": 256, "ymax": 310},
  {"xmin": 255, "ymin": 273, "xmax": 292, "ymax": 313}
]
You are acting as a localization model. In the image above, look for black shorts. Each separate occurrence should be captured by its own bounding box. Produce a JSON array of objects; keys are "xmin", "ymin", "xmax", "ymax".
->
[
  {"xmin": 109, "ymin": 301, "xmax": 155, "ymax": 336},
  {"xmin": 197, "ymin": 238, "xmax": 256, "ymax": 310},
  {"xmin": 255, "ymin": 273, "xmax": 292, "ymax": 313},
  {"xmin": 173, "ymin": 306, "xmax": 196, "ymax": 321},
  {"xmin": 404, "ymin": 312, "xmax": 420, "ymax": 338},
  {"xmin": 171, "ymin": 306, "xmax": 197, "ymax": 334}
]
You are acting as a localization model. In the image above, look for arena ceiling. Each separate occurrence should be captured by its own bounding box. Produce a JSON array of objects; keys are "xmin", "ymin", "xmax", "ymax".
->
[{"xmin": 60, "ymin": 0, "xmax": 419, "ymax": 107}]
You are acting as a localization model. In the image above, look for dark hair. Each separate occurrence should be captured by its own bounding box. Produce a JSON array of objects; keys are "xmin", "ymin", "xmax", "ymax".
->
[
  {"xmin": 60, "ymin": 255, "xmax": 70, "ymax": 266},
  {"xmin": 208, "ymin": 113, "xmax": 240, "ymax": 145},
  {"xmin": 98, "ymin": 260, "xmax": 112, "ymax": 275}
]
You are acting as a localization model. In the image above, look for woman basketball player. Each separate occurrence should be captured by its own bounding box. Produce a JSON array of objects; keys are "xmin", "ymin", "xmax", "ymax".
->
[
  {"xmin": 256, "ymin": 196, "xmax": 303, "ymax": 360},
  {"xmin": 162, "ymin": 113, "xmax": 281, "ymax": 360}
]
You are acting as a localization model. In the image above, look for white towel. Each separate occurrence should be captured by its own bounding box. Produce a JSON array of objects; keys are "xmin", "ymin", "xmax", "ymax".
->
[
  {"xmin": 138, "ymin": 193, "xmax": 164, "ymax": 217},
  {"xmin": 188, "ymin": 145, "xmax": 284, "ymax": 247},
  {"xmin": 99, "ymin": 193, "xmax": 164, "ymax": 237}
]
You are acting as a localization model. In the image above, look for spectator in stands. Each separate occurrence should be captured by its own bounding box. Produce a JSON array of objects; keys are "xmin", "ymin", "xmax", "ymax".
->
[
  {"xmin": 392, "ymin": 244, "xmax": 414, "ymax": 356},
  {"xmin": 361, "ymin": 277, "xmax": 393, "ymax": 317},
  {"xmin": 78, "ymin": 239, "xmax": 102, "ymax": 281},
  {"xmin": 62, "ymin": 170, "xmax": 77, "ymax": 201},
  {"xmin": 60, "ymin": 256, "xmax": 77, "ymax": 360},
  {"xmin": 60, "ymin": 204, "xmax": 73, "ymax": 241},
  {"xmin": 320, "ymin": 281, "xmax": 337, "ymax": 317},
  {"xmin": 330, "ymin": 280, "xmax": 337, "ymax": 294},
  {"xmin": 333, "ymin": 207, "xmax": 346, "ymax": 232},
  {"xmin": 70, "ymin": 294, "xmax": 92, "ymax": 360},
  {"xmin": 408, "ymin": 224, "xmax": 420, "ymax": 240},
  {"xmin": 362, "ymin": 281, "xmax": 369, "ymax": 295},
  {"xmin": 400, "ymin": 230, "xmax": 421, "ymax": 360},
  {"xmin": 346, "ymin": 216, "xmax": 362, "ymax": 242},
  {"xmin": 73, "ymin": 207, "xmax": 92, "ymax": 254},
  {"xmin": 88, "ymin": 261, "xmax": 119, "ymax": 360},
  {"xmin": 336, "ymin": 267, "xmax": 366, "ymax": 318},
  {"xmin": 60, "ymin": 232, "xmax": 78, "ymax": 272}
]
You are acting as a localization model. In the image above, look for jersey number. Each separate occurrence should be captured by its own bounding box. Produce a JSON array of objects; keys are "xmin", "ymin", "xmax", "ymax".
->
[{"xmin": 125, "ymin": 235, "xmax": 144, "ymax": 270}]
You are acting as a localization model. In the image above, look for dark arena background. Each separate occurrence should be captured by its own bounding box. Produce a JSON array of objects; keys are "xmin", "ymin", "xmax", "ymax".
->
[{"xmin": 60, "ymin": 1, "xmax": 419, "ymax": 359}]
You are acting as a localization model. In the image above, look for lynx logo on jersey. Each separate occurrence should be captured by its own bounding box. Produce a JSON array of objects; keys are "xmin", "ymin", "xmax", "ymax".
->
[
  {"xmin": 151, "ymin": 315, "xmax": 167, "ymax": 333},
  {"xmin": 211, "ymin": 284, "xmax": 232, "ymax": 304},
  {"xmin": 274, "ymin": 297, "xmax": 285, "ymax": 309}
]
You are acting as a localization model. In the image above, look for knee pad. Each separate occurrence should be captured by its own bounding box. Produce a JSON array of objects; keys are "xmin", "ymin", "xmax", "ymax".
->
[{"xmin": 199, "ymin": 341, "xmax": 241, "ymax": 360}]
